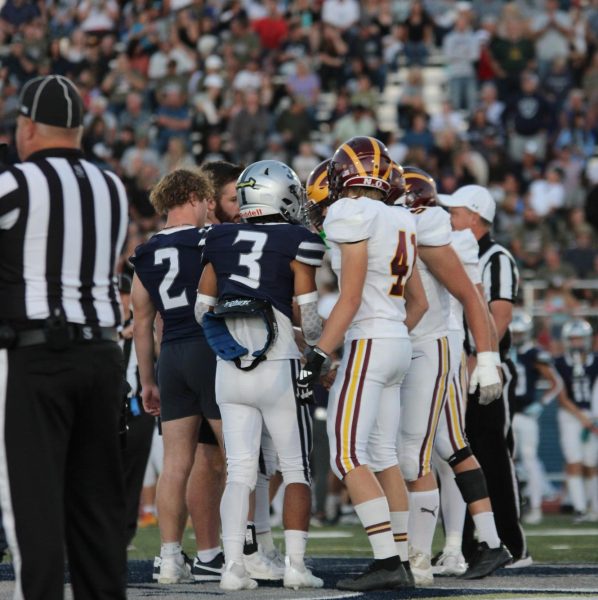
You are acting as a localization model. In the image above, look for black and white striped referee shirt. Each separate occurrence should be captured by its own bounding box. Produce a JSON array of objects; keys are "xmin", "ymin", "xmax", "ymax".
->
[
  {"xmin": 0, "ymin": 148, "xmax": 128, "ymax": 328},
  {"xmin": 478, "ymin": 232, "xmax": 520, "ymax": 357}
]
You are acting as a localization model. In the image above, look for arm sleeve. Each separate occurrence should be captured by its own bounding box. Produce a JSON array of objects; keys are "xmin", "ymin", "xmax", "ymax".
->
[
  {"xmin": 295, "ymin": 232, "xmax": 326, "ymax": 267},
  {"xmin": 296, "ymin": 291, "xmax": 322, "ymax": 346},
  {"xmin": 324, "ymin": 198, "xmax": 376, "ymax": 244}
]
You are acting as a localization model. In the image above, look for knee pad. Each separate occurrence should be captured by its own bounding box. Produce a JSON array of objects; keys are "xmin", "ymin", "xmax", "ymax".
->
[
  {"xmin": 448, "ymin": 445, "xmax": 473, "ymax": 468},
  {"xmin": 281, "ymin": 468, "xmax": 311, "ymax": 487},
  {"xmin": 454, "ymin": 468, "xmax": 488, "ymax": 504},
  {"xmin": 226, "ymin": 456, "xmax": 259, "ymax": 489},
  {"xmin": 398, "ymin": 454, "xmax": 420, "ymax": 482}
]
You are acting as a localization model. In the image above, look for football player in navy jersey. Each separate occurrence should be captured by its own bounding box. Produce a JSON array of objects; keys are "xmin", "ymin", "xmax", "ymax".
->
[
  {"xmin": 510, "ymin": 309, "xmax": 562, "ymax": 525},
  {"xmin": 131, "ymin": 169, "xmax": 223, "ymax": 583},
  {"xmin": 554, "ymin": 319, "xmax": 598, "ymax": 520},
  {"xmin": 196, "ymin": 160, "xmax": 326, "ymax": 591}
]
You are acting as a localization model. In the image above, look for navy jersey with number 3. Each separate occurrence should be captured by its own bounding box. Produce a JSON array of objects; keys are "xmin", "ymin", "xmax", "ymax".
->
[
  {"xmin": 131, "ymin": 226, "xmax": 207, "ymax": 344},
  {"xmin": 201, "ymin": 223, "xmax": 325, "ymax": 318}
]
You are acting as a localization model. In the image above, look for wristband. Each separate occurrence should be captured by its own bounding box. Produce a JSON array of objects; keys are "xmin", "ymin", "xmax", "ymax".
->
[
  {"xmin": 313, "ymin": 346, "xmax": 329, "ymax": 360},
  {"xmin": 491, "ymin": 352, "xmax": 501, "ymax": 365},
  {"xmin": 477, "ymin": 352, "xmax": 497, "ymax": 368}
]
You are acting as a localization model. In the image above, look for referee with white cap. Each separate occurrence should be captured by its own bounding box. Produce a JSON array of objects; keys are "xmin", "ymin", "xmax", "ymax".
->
[
  {"xmin": 0, "ymin": 75, "xmax": 128, "ymax": 599},
  {"xmin": 439, "ymin": 186, "xmax": 527, "ymax": 566}
]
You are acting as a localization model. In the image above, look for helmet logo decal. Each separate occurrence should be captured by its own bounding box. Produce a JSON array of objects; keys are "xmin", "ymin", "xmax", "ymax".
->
[{"xmin": 237, "ymin": 177, "xmax": 257, "ymax": 189}]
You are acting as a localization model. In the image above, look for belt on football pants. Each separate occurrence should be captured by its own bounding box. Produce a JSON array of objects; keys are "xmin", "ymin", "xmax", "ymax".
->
[{"xmin": 15, "ymin": 325, "xmax": 118, "ymax": 347}]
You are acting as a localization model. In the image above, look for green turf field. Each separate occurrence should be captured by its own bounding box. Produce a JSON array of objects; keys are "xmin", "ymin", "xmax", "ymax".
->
[{"xmin": 127, "ymin": 513, "xmax": 598, "ymax": 564}]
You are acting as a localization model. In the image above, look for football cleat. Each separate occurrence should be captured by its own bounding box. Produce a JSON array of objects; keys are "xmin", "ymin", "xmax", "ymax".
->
[
  {"xmin": 409, "ymin": 547, "xmax": 434, "ymax": 585},
  {"xmin": 283, "ymin": 557, "xmax": 324, "ymax": 589},
  {"xmin": 243, "ymin": 550, "xmax": 285, "ymax": 580},
  {"xmin": 220, "ymin": 561, "xmax": 258, "ymax": 591},
  {"xmin": 192, "ymin": 551, "xmax": 224, "ymax": 581},
  {"xmin": 337, "ymin": 560, "xmax": 413, "ymax": 591},
  {"xmin": 152, "ymin": 551, "xmax": 193, "ymax": 582},
  {"xmin": 461, "ymin": 542, "xmax": 512, "ymax": 579},
  {"xmin": 522, "ymin": 508, "xmax": 543, "ymax": 525},
  {"xmin": 432, "ymin": 547, "xmax": 468, "ymax": 576},
  {"xmin": 157, "ymin": 553, "xmax": 194, "ymax": 584}
]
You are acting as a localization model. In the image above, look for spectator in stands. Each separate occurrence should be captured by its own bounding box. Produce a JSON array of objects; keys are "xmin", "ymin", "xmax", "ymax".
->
[
  {"xmin": 537, "ymin": 245, "xmax": 577, "ymax": 285},
  {"xmin": 563, "ymin": 227, "xmax": 597, "ymax": 280},
  {"xmin": 401, "ymin": 0, "xmax": 434, "ymax": 66},
  {"xmin": 511, "ymin": 206, "xmax": 552, "ymax": 275},
  {"xmin": 154, "ymin": 84, "xmax": 192, "ymax": 154},
  {"xmin": 402, "ymin": 111, "xmax": 435, "ymax": 154},
  {"xmin": 286, "ymin": 59, "xmax": 320, "ymax": 108},
  {"xmin": 442, "ymin": 10, "xmax": 479, "ymax": 113},
  {"xmin": 101, "ymin": 52, "xmax": 145, "ymax": 113},
  {"xmin": 349, "ymin": 72, "xmax": 379, "ymax": 113},
  {"xmin": 430, "ymin": 99, "xmax": 467, "ymax": 138},
  {"xmin": 543, "ymin": 57, "xmax": 574, "ymax": 113},
  {"xmin": 555, "ymin": 113, "xmax": 597, "ymax": 161},
  {"xmin": 527, "ymin": 166, "xmax": 566, "ymax": 224},
  {"xmin": 252, "ymin": 0, "xmax": 289, "ymax": 52},
  {"xmin": 493, "ymin": 173, "xmax": 525, "ymax": 245},
  {"xmin": 321, "ymin": 0, "xmax": 360, "ymax": 34},
  {"xmin": 549, "ymin": 145, "xmax": 587, "ymax": 208},
  {"xmin": 331, "ymin": 102, "xmax": 376, "ymax": 146},
  {"xmin": 530, "ymin": 0, "xmax": 572, "ymax": 78},
  {"xmin": 505, "ymin": 72, "xmax": 551, "ymax": 163},
  {"xmin": 397, "ymin": 67, "xmax": 426, "ymax": 131},
  {"xmin": 582, "ymin": 51, "xmax": 598, "ymax": 107},
  {"xmin": 489, "ymin": 18, "xmax": 535, "ymax": 99},
  {"xmin": 275, "ymin": 96, "xmax": 313, "ymax": 155},
  {"xmin": 77, "ymin": 0, "xmax": 119, "ymax": 34},
  {"xmin": 318, "ymin": 23, "xmax": 348, "ymax": 92},
  {"xmin": 227, "ymin": 89, "xmax": 270, "ymax": 164},
  {"xmin": 159, "ymin": 136, "xmax": 196, "ymax": 176},
  {"xmin": 119, "ymin": 92, "xmax": 151, "ymax": 133},
  {"xmin": 232, "ymin": 58, "xmax": 263, "ymax": 91},
  {"xmin": 292, "ymin": 141, "xmax": 320, "ymax": 182},
  {"xmin": 351, "ymin": 23, "xmax": 385, "ymax": 91},
  {"xmin": 0, "ymin": 0, "xmax": 40, "ymax": 36}
]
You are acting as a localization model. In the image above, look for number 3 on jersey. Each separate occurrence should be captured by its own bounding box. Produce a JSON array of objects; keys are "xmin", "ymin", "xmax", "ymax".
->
[
  {"xmin": 230, "ymin": 230, "xmax": 268, "ymax": 289},
  {"xmin": 389, "ymin": 230, "xmax": 416, "ymax": 297}
]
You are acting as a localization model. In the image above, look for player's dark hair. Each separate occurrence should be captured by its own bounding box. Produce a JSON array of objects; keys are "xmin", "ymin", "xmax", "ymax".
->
[{"xmin": 200, "ymin": 161, "xmax": 244, "ymax": 200}]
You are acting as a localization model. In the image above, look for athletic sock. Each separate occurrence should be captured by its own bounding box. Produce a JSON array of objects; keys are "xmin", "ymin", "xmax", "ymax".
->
[
  {"xmin": 161, "ymin": 542, "xmax": 183, "ymax": 558},
  {"xmin": 255, "ymin": 473, "xmax": 272, "ymax": 535},
  {"xmin": 197, "ymin": 547, "xmax": 221, "ymax": 563},
  {"xmin": 355, "ymin": 497, "xmax": 396, "ymax": 560},
  {"xmin": 472, "ymin": 512, "xmax": 500, "ymax": 549},
  {"xmin": 568, "ymin": 475, "xmax": 587, "ymax": 513},
  {"xmin": 220, "ymin": 481, "xmax": 251, "ymax": 565},
  {"xmin": 408, "ymin": 489, "xmax": 439, "ymax": 555},
  {"xmin": 325, "ymin": 493, "xmax": 341, "ymax": 521},
  {"xmin": 284, "ymin": 529, "xmax": 308, "ymax": 568},
  {"xmin": 585, "ymin": 475, "xmax": 598, "ymax": 514},
  {"xmin": 436, "ymin": 459, "xmax": 466, "ymax": 545},
  {"xmin": 390, "ymin": 511, "xmax": 409, "ymax": 561}
]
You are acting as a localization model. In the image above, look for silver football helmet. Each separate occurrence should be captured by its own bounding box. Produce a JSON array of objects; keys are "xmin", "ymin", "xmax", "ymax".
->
[
  {"xmin": 236, "ymin": 160, "xmax": 306, "ymax": 224},
  {"xmin": 562, "ymin": 318, "xmax": 593, "ymax": 356},
  {"xmin": 510, "ymin": 309, "xmax": 533, "ymax": 347}
]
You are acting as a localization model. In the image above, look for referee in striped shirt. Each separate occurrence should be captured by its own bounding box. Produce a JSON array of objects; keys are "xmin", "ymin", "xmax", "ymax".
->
[
  {"xmin": 0, "ymin": 75, "xmax": 128, "ymax": 599},
  {"xmin": 440, "ymin": 186, "xmax": 527, "ymax": 566}
]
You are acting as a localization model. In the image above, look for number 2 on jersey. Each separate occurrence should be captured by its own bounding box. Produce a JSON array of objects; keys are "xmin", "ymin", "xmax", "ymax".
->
[
  {"xmin": 154, "ymin": 247, "xmax": 189, "ymax": 310},
  {"xmin": 389, "ymin": 230, "xmax": 416, "ymax": 297},
  {"xmin": 230, "ymin": 230, "xmax": 268, "ymax": 289}
]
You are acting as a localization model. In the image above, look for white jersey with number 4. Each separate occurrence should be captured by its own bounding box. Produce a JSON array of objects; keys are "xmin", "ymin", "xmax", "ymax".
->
[
  {"xmin": 408, "ymin": 206, "xmax": 452, "ymax": 343},
  {"xmin": 324, "ymin": 196, "xmax": 417, "ymax": 342}
]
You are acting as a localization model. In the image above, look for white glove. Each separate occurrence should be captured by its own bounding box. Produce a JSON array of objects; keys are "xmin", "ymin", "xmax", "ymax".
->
[{"xmin": 469, "ymin": 352, "xmax": 502, "ymax": 405}]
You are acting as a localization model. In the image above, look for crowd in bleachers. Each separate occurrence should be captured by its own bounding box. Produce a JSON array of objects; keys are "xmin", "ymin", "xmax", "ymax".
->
[{"xmin": 1, "ymin": 0, "xmax": 597, "ymax": 345}]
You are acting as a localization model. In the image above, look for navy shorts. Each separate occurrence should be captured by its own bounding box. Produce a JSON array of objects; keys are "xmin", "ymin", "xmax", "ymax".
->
[{"xmin": 157, "ymin": 337, "xmax": 220, "ymax": 422}]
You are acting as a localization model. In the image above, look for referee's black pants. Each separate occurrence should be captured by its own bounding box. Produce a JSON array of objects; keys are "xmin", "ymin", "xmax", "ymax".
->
[
  {"xmin": 0, "ymin": 341, "xmax": 127, "ymax": 600},
  {"xmin": 463, "ymin": 359, "xmax": 527, "ymax": 562}
]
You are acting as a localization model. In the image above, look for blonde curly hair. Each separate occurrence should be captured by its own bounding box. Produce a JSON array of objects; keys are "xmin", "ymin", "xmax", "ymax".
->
[{"xmin": 150, "ymin": 168, "xmax": 214, "ymax": 215}]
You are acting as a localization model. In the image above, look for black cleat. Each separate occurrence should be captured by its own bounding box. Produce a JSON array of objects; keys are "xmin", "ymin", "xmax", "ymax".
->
[
  {"xmin": 192, "ymin": 551, "xmax": 224, "ymax": 581},
  {"xmin": 337, "ymin": 560, "xmax": 414, "ymax": 591},
  {"xmin": 461, "ymin": 542, "xmax": 512, "ymax": 579}
]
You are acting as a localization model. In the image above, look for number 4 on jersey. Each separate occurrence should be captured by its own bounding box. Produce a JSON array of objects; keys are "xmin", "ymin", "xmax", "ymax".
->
[{"xmin": 389, "ymin": 230, "xmax": 416, "ymax": 297}]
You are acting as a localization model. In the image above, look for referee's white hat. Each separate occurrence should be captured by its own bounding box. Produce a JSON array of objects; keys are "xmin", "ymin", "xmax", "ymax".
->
[
  {"xmin": 438, "ymin": 185, "xmax": 496, "ymax": 223},
  {"xmin": 17, "ymin": 75, "xmax": 84, "ymax": 128}
]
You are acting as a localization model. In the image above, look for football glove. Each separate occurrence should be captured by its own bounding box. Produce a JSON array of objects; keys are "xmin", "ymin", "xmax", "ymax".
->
[
  {"xmin": 296, "ymin": 346, "xmax": 330, "ymax": 405},
  {"xmin": 469, "ymin": 352, "xmax": 502, "ymax": 405}
]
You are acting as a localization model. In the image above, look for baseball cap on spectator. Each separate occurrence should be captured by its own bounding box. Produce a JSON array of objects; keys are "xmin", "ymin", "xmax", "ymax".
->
[
  {"xmin": 18, "ymin": 75, "xmax": 83, "ymax": 128},
  {"xmin": 438, "ymin": 185, "xmax": 496, "ymax": 223},
  {"xmin": 205, "ymin": 55, "xmax": 223, "ymax": 70}
]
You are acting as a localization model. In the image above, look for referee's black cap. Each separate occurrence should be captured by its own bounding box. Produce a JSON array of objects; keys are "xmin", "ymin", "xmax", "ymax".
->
[{"xmin": 18, "ymin": 75, "xmax": 84, "ymax": 128}]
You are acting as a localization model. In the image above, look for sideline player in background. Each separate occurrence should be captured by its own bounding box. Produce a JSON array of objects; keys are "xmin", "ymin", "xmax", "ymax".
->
[
  {"xmin": 554, "ymin": 318, "xmax": 598, "ymax": 521},
  {"xmin": 439, "ymin": 186, "xmax": 526, "ymax": 566},
  {"xmin": 196, "ymin": 160, "xmax": 326, "ymax": 591},
  {"xmin": 299, "ymin": 137, "xmax": 429, "ymax": 592},
  {"xmin": 132, "ymin": 169, "xmax": 224, "ymax": 583},
  {"xmin": 510, "ymin": 309, "xmax": 562, "ymax": 525},
  {"xmin": 393, "ymin": 170, "xmax": 507, "ymax": 583}
]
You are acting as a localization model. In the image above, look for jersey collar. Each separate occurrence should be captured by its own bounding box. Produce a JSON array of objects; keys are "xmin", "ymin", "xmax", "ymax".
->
[
  {"xmin": 477, "ymin": 232, "xmax": 493, "ymax": 257},
  {"xmin": 25, "ymin": 147, "xmax": 85, "ymax": 161}
]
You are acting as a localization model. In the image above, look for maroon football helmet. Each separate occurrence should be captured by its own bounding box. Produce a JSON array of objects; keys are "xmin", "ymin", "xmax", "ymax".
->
[
  {"xmin": 328, "ymin": 136, "xmax": 393, "ymax": 203},
  {"xmin": 385, "ymin": 162, "xmax": 406, "ymax": 205},
  {"xmin": 305, "ymin": 158, "xmax": 331, "ymax": 230},
  {"xmin": 402, "ymin": 166, "xmax": 438, "ymax": 208}
]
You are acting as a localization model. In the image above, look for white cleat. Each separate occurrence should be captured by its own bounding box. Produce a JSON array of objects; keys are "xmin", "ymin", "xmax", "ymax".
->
[
  {"xmin": 523, "ymin": 508, "xmax": 543, "ymax": 525},
  {"xmin": 409, "ymin": 546, "xmax": 434, "ymax": 585},
  {"xmin": 263, "ymin": 546, "xmax": 286, "ymax": 569},
  {"xmin": 220, "ymin": 561, "xmax": 258, "ymax": 591},
  {"xmin": 243, "ymin": 550, "xmax": 285, "ymax": 580},
  {"xmin": 283, "ymin": 557, "xmax": 324, "ymax": 590},
  {"xmin": 157, "ymin": 555, "xmax": 193, "ymax": 584},
  {"xmin": 432, "ymin": 547, "xmax": 468, "ymax": 576}
]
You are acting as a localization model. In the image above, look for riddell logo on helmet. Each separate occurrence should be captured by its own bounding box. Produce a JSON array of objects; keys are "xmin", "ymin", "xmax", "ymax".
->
[{"xmin": 242, "ymin": 208, "xmax": 263, "ymax": 217}]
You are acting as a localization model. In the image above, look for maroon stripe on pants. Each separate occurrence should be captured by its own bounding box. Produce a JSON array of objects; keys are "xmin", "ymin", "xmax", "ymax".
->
[{"xmin": 335, "ymin": 340, "xmax": 358, "ymax": 477}]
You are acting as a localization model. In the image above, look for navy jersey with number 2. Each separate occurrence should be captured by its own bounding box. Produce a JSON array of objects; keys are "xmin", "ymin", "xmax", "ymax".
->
[
  {"xmin": 201, "ymin": 223, "xmax": 325, "ymax": 319},
  {"xmin": 131, "ymin": 225, "xmax": 207, "ymax": 344}
]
